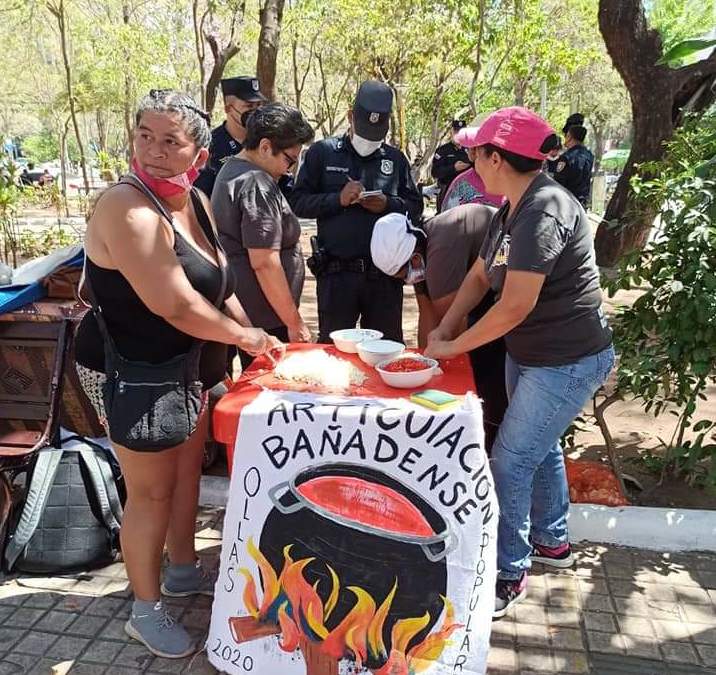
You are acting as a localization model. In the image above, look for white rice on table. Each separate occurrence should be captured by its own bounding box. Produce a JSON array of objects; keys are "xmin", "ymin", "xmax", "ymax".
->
[{"xmin": 273, "ymin": 350, "xmax": 367, "ymax": 389}]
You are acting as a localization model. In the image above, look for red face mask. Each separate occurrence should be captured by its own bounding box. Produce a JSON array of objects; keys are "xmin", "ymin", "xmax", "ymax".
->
[{"xmin": 131, "ymin": 159, "xmax": 200, "ymax": 198}]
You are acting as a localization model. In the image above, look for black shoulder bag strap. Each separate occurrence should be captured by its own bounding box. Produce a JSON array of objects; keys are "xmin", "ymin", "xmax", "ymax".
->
[
  {"xmin": 81, "ymin": 175, "xmax": 228, "ymax": 333},
  {"xmin": 189, "ymin": 187, "xmax": 228, "ymax": 307}
]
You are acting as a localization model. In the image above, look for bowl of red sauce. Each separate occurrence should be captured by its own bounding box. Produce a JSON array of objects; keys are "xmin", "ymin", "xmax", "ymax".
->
[{"xmin": 375, "ymin": 354, "xmax": 438, "ymax": 389}]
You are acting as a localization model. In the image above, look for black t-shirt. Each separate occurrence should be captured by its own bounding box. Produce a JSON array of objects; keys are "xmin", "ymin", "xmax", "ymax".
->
[{"xmin": 480, "ymin": 173, "xmax": 611, "ymax": 366}]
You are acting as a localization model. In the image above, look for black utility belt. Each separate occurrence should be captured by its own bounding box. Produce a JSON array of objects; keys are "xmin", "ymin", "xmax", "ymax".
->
[{"xmin": 325, "ymin": 257, "xmax": 377, "ymax": 274}]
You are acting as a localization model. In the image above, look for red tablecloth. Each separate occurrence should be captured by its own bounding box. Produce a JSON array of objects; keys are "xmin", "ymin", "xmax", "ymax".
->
[{"xmin": 213, "ymin": 343, "xmax": 476, "ymax": 469}]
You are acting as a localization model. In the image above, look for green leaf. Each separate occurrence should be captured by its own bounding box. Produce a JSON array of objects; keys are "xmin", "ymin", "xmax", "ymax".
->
[{"xmin": 657, "ymin": 38, "xmax": 716, "ymax": 66}]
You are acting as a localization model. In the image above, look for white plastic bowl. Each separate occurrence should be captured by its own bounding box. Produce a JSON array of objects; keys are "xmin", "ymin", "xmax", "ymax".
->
[
  {"xmin": 329, "ymin": 328, "xmax": 383, "ymax": 354},
  {"xmin": 375, "ymin": 355, "xmax": 438, "ymax": 388},
  {"xmin": 356, "ymin": 339, "xmax": 405, "ymax": 367}
]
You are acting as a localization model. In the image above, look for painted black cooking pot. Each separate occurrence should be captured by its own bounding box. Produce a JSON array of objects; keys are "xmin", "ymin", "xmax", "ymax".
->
[{"xmin": 259, "ymin": 462, "xmax": 457, "ymax": 668}]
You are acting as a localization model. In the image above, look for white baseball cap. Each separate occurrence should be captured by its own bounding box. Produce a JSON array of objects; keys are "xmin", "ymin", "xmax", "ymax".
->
[{"xmin": 370, "ymin": 213, "xmax": 424, "ymax": 276}]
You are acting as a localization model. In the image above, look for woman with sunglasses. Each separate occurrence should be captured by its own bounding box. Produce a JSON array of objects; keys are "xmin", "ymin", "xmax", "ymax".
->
[{"xmin": 211, "ymin": 103, "xmax": 315, "ymax": 369}]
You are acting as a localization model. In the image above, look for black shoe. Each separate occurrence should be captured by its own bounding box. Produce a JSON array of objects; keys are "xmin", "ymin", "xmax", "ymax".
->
[{"xmin": 493, "ymin": 573, "xmax": 527, "ymax": 619}]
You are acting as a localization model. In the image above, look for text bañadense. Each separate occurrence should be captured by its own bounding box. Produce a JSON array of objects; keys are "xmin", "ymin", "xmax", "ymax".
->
[{"xmin": 261, "ymin": 400, "xmax": 493, "ymax": 528}]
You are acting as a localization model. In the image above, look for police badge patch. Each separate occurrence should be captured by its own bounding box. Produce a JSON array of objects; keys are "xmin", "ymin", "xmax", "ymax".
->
[
  {"xmin": 556, "ymin": 161, "xmax": 566, "ymax": 172},
  {"xmin": 252, "ymin": 80, "xmax": 260, "ymax": 91},
  {"xmin": 369, "ymin": 112, "xmax": 380, "ymax": 124},
  {"xmin": 381, "ymin": 159, "xmax": 393, "ymax": 175}
]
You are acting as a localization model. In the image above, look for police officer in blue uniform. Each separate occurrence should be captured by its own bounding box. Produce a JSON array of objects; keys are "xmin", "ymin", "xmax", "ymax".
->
[
  {"xmin": 195, "ymin": 76, "xmax": 266, "ymax": 197},
  {"xmin": 431, "ymin": 119, "xmax": 471, "ymax": 211},
  {"xmin": 554, "ymin": 123, "xmax": 594, "ymax": 207},
  {"xmin": 288, "ymin": 80, "xmax": 423, "ymax": 343}
]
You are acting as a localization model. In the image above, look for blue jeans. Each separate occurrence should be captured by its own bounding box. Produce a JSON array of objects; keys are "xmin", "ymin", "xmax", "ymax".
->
[{"xmin": 492, "ymin": 345, "xmax": 615, "ymax": 580}]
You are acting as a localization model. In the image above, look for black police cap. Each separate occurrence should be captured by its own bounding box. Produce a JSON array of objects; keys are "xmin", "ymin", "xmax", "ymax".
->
[
  {"xmin": 562, "ymin": 112, "xmax": 584, "ymax": 134},
  {"xmin": 220, "ymin": 76, "xmax": 267, "ymax": 103},
  {"xmin": 353, "ymin": 80, "xmax": 393, "ymax": 141},
  {"xmin": 451, "ymin": 120, "xmax": 467, "ymax": 131}
]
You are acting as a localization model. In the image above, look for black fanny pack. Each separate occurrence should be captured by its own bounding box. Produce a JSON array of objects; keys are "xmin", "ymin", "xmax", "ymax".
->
[{"xmin": 83, "ymin": 175, "xmax": 227, "ymax": 451}]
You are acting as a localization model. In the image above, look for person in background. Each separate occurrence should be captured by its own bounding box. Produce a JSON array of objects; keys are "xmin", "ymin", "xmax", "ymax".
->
[
  {"xmin": 289, "ymin": 80, "xmax": 423, "ymax": 343},
  {"xmin": 74, "ymin": 89, "xmax": 281, "ymax": 659},
  {"xmin": 562, "ymin": 112, "xmax": 584, "ymax": 135},
  {"xmin": 20, "ymin": 162, "xmax": 35, "ymax": 186},
  {"xmin": 424, "ymin": 107, "xmax": 613, "ymax": 618},
  {"xmin": 38, "ymin": 168, "xmax": 53, "ymax": 187},
  {"xmin": 195, "ymin": 76, "xmax": 266, "ymax": 197},
  {"xmin": 441, "ymin": 124, "xmax": 504, "ymax": 211},
  {"xmin": 544, "ymin": 137, "xmax": 563, "ymax": 175},
  {"xmin": 212, "ymin": 104, "xmax": 315, "ymax": 369},
  {"xmin": 431, "ymin": 119, "xmax": 471, "ymax": 211},
  {"xmin": 553, "ymin": 124, "xmax": 594, "ymax": 207},
  {"xmin": 370, "ymin": 205, "xmax": 508, "ymax": 451}
]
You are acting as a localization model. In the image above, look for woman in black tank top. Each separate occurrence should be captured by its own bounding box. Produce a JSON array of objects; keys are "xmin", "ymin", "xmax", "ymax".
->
[{"xmin": 74, "ymin": 90, "xmax": 285, "ymax": 659}]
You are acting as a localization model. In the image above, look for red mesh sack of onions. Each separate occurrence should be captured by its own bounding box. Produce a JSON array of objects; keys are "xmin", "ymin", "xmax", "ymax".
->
[{"xmin": 565, "ymin": 459, "xmax": 629, "ymax": 506}]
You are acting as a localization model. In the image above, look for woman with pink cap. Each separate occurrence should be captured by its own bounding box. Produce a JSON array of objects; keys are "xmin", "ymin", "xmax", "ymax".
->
[
  {"xmin": 440, "ymin": 123, "xmax": 505, "ymax": 212},
  {"xmin": 425, "ymin": 107, "xmax": 614, "ymax": 618}
]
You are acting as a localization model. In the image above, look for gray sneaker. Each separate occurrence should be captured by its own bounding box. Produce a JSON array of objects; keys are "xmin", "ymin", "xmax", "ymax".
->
[
  {"xmin": 125, "ymin": 601, "xmax": 195, "ymax": 658},
  {"xmin": 161, "ymin": 560, "xmax": 216, "ymax": 598}
]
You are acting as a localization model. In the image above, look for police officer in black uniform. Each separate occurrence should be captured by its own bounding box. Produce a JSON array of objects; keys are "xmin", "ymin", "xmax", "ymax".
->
[
  {"xmin": 195, "ymin": 76, "xmax": 266, "ymax": 197},
  {"xmin": 554, "ymin": 124, "xmax": 594, "ymax": 207},
  {"xmin": 547, "ymin": 112, "xmax": 582, "ymax": 175},
  {"xmin": 288, "ymin": 80, "xmax": 423, "ymax": 344},
  {"xmin": 431, "ymin": 119, "xmax": 471, "ymax": 211}
]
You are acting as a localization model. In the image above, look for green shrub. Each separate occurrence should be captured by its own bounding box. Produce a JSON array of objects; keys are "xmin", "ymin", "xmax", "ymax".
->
[{"xmin": 609, "ymin": 109, "xmax": 716, "ymax": 486}]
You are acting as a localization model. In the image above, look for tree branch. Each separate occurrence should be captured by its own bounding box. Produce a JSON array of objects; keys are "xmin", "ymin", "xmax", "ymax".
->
[
  {"xmin": 593, "ymin": 390, "xmax": 627, "ymax": 498},
  {"xmin": 598, "ymin": 0, "xmax": 672, "ymax": 94}
]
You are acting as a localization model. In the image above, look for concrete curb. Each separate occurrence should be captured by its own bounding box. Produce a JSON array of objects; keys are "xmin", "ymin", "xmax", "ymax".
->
[
  {"xmin": 568, "ymin": 503, "xmax": 716, "ymax": 552},
  {"xmin": 199, "ymin": 476, "xmax": 716, "ymax": 552}
]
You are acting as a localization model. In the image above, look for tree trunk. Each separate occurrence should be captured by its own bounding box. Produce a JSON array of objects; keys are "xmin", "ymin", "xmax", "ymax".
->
[
  {"xmin": 467, "ymin": 0, "xmax": 486, "ymax": 117},
  {"xmin": 95, "ymin": 109, "xmax": 108, "ymax": 152},
  {"xmin": 414, "ymin": 70, "xmax": 450, "ymax": 182},
  {"xmin": 49, "ymin": 0, "xmax": 90, "ymax": 194},
  {"xmin": 204, "ymin": 2, "xmax": 247, "ymax": 115},
  {"xmin": 291, "ymin": 35, "xmax": 316, "ymax": 111},
  {"xmin": 514, "ymin": 78, "xmax": 528, "ymax": 107},
  {"xmin": 591, "ymin": 123, "xmax": 606, "ymax": 172},
  {"xmin": 394, "ymin": 83, "xmax": 407, "ymax": 154},
  {"xmin": 192, "ymin": 0, "xmax": 207, "ymax": 110},
  {"xmin": 256, "ymin": 0, "xmax": 286, "ymax": 102},
  {"xmin": 595, "ymin": 0, "xmax": 716, "ymax": 267},
  {"xmin": 291, "ymin": 39, "xmax": 301, "ymax": 109},
  {"xmin": 122, "ymin": 2, "xmax": 134, "ymax": 163},
  {"xmin": 205, "ymin": 47, "xmax": 240, "ymax": 114},
  {"xmin": 59, "ymin": 116, "xmax": 70, "ymax": 217}
]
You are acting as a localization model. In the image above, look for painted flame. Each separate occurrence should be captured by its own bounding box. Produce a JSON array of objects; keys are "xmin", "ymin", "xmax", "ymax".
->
[{"xmin": 236, "ymin": 537, "xmax": 462, "ymax": 673}]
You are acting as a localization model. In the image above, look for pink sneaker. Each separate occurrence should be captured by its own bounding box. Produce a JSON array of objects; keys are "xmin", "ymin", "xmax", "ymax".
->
[
  {"xmin": 531, "ymin": 541, "xmax": 575, "ymax": 568},
  {"xmin": 494, "ymin": 573, "xmax": 528, "ymax": 619}
]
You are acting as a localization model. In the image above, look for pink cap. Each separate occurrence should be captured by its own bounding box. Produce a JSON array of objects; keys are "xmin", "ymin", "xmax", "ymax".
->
[
  {"xmin": 472, "ymin": 107, "xmax": 555, "ymax": 160},
  {"xmin": 454, "ymin": 126, "xmax": 482, "ymax": 148}
]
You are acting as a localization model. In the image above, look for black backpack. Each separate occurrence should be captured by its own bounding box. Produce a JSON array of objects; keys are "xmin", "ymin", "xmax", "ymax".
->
[{"xmin": 4, "ymin": 434, "xmax": 124, "ymax": 574}]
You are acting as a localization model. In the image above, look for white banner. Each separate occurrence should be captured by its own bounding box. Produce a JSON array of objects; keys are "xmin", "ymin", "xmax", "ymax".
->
[{"xmin": 208, "ymin": 390, "xmax": 497, "ymax": 675}]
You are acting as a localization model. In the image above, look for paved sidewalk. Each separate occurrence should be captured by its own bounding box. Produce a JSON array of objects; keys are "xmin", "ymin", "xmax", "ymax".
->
[{"xmin": 0, "ymin": 508, "xmax": 714, "ymax": 674}]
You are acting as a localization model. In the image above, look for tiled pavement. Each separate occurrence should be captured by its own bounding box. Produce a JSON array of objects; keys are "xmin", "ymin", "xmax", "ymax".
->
[{"xmin": 0, "ymin": 508, "xmax": 714, "ymax": 674}]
